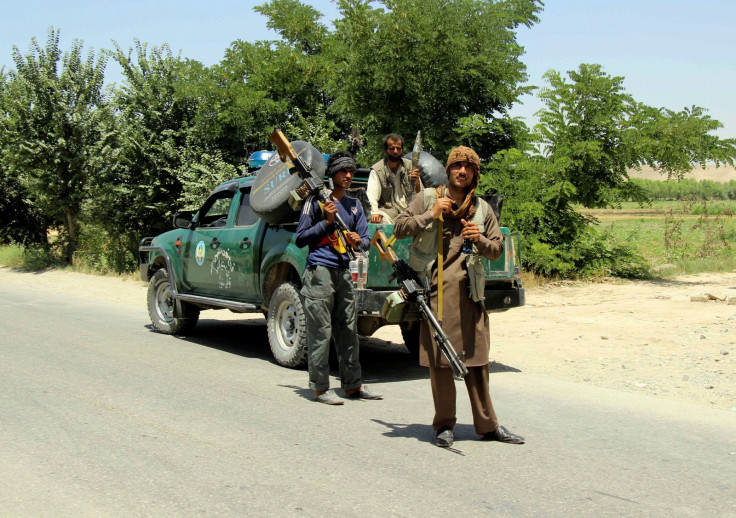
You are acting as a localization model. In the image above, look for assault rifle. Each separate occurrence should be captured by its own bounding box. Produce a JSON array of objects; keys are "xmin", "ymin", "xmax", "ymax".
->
[
  {"xmin": 371, "ymin": 230, "xmax": 468, "ymax": 379},
  {"xmin": 269, "ymin": 127, "xmax": 367, "ymax": 260}
]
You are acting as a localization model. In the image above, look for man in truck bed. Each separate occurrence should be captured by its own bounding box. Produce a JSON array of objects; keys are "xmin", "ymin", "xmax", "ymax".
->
[
  {"xmin": 366, "ymin": 133, "xmax": 422, "ymax": 224},
  {"xmin": 296, "ymin": 151, "xmax": 382, "ymax": 405}
]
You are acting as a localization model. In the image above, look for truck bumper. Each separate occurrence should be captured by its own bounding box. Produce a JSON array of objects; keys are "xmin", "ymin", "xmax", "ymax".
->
[
  {"xmin": 484, "ymin": 286, "xmax": 525, "ymax": 312},
  {"xmin": 355, "ymin": 288, "xmax": 394, "ymax": 315},
  {"xmin": 139, "ymin": 237, "xmax": 156, "ymax": 282},
  {"xmin": 356, "ymin": 286, "xmax": 526, "ymax": 315}
]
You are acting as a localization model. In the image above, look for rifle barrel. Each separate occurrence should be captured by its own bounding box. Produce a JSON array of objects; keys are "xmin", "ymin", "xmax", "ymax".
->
[
  {"xmin": 416, "ymin": 296, "xmax": 468, "ymax": 378},
  {"xmin": 371, "ymin": 227, "xmax": 468, "ymax": 379}
]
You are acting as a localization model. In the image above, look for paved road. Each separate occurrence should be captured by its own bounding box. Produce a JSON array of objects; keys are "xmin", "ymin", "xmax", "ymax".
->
[{"xmin": 1, "ymin": 281, "xmax": 734, "ymax": 517}]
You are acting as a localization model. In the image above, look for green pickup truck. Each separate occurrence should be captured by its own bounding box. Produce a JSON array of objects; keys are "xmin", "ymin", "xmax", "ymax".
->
[{"xmin": 139, "ymin": 174, "xmax": 524, "ymax": 368}]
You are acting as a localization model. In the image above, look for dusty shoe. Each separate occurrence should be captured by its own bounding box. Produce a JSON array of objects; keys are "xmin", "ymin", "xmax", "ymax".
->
[
  {"xmin": 314, "ymin": 389, "xmax": 344, "ymax": 405},
  {"xmin": 345, "ymin": 385, "xmax": 383, "ymax": 400},
  {"xmin": 435, "ymin": 428, "xmax": 454, "ymax": 448},
  {"xmin": 481, "ymin": 426, "xmax": 524, "ymax": 444}
]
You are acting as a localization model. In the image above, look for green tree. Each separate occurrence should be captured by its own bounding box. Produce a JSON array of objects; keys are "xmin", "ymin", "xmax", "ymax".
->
[
  {"xmin": 213, "ymin": 0, "xmax": 541, "ymax": 162},
  {"xmin": 633, "ymin": 104, "xmax": 736, "ymax": 179},
  {"xmin": 210, "ymin": 0, "xmax": 337, "ymax": 163},
  {"xmin": 86, "ymin": 41, "xmax": 223, "ymax": 266},
  {"xmin": 536, "ymin": 64, "xmax": 736, "ymax": 210},
  {"xmin": 490, "ymin": 63, "xmax": 736, "ymax": 277},
  {"xmin": 2, "ymin": 28, "xmax": 110, "ymax": 262},
  {"xmin": 328, "ymin": 0, "xmax": 542, "ymax": 156},
  {"xmin": 0, "ymin": 71, "xmax": 51, "ymax": 246}
]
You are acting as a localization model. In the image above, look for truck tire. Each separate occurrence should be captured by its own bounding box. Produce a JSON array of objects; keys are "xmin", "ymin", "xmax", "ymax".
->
[
  {"xmin": 147, "ymin": 269, "xmax": 200, "ymax": 335},
  {"xmin": 400, "ymin": 321, "xmax": 421, "ymax": 355},
  {"xmin": 267, "ymin": 281, "xmax": 308, "ymax": 368},
  {"xmin": 251, "ymin": 141, "xmax": 326, "ymax": 224},
  {"xmin": 403, "ymin": 151, "xmax": 447, "ymax": 188}
]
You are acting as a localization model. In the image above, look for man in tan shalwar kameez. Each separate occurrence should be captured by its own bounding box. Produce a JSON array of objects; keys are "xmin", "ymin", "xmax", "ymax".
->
[
  {"xmin": 366, "ymin": 133, "xmax": 422, "ymax": 224},
  {"xmin": 394, "ymin": 145, "xmax": 524, "ymax": 448}
]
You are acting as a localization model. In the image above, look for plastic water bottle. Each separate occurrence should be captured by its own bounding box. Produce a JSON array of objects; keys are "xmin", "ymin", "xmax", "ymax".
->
[{"xmin": 350, "ymin": 259, "xmax": 359, "ymax": 288}]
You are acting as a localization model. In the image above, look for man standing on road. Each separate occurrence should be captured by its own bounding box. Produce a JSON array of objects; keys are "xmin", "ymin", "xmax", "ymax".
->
[
  {"xmin": 367, "ymin": 133, "xmax": 422, "ymax": 224},
  {"xmin": 295, "ymin": 151, "xmax": 383, "ymax": 405},
  {"xmin": 393, "ymin": 145, "xmax": 524, "ymax": 447}
]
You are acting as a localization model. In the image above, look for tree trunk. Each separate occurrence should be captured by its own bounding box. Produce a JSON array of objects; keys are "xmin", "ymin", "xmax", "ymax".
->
[{"xmin": 65, "ymin": 206, "xmax": 77, "ymax": 264}]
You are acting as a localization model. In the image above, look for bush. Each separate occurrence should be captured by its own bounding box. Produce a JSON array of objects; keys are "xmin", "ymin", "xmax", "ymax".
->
[
  {"xmin": 21, "ymin": 246, "xmax": 54, "ymax": 270},
  {"xmin": 0, "ymin": 241, "xmax": 63, "ymax": 271},
  {"xmin": 519, "ymin": 225, "xmax": 650, "ymax": 279},
  {"xmin": 689, "ymin": 201, "xmax": 735, "ymax": 216},
  {"xmin": 74, "ymin": 223, "xmax": 137, "ymax": 274}
]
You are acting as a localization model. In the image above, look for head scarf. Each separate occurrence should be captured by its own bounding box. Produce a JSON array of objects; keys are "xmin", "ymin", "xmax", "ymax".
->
[
  {"xmin": 326, "ymin": 155, "xmax": 357, "ymax": 178},
  {"xmin": 444, "ymin": 146, "xmax": 480, "ymax": 220}
]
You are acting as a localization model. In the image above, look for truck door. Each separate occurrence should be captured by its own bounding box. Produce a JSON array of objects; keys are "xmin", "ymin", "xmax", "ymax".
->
[
  {"xmin": 210, "ymin": 186, "xmax": 261, "ymax": 302},
  {"xmin": 182, "ymin": 182, "xmax": 239, "ymax": 296}
]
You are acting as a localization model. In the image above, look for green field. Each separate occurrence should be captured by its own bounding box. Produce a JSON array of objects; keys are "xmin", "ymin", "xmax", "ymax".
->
[{"xmin": 583, "ymin": 200, "xmax": 736, "ymax": 275}]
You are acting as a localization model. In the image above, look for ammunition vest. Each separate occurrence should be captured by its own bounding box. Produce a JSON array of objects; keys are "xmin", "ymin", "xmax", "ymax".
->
[{"xmin": 370, "ymin": 158, "xmax": 413, "ymax": 210}]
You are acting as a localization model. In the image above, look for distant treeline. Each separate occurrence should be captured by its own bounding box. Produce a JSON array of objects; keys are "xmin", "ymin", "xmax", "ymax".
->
[{"xmin": 630, "ymin": 178, "xmax": 736, "ymax": 201}]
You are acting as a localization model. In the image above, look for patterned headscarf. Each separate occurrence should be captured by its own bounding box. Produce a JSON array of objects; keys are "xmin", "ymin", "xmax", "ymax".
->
[
  {"xmin": 444, "ymin": 146, "xmax": 480, "ymax": 220},
  {"xmin": 326, "ymin": 155, "xmax": 357, "ymax": 178}
]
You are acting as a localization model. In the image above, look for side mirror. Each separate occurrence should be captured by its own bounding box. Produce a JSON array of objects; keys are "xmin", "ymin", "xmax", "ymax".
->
[{"xmin": 173, "ymin": 210, "xmax": 195, "ymax": 229}]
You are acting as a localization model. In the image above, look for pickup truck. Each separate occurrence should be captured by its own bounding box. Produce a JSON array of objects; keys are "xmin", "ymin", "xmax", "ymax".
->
[{"xmin": 139, "ymin": 174, "xmax": 525, "ymax": 368}]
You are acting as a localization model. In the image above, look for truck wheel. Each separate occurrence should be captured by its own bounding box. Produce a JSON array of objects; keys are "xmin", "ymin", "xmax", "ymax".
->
[
  {"xmin": 267, "ymin": 281, "xmax": 308, "ymax": 368},
  {"xmin": 400, "ymin": 321, "xmax": 420, "ymax": 355},
  {"xmin": 147, "ymin": 269, "xmax": 200, "ymax": 335}
]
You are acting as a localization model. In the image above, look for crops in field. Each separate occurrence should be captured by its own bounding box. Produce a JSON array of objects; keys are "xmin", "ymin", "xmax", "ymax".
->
[{"xmin": 583, "ymin": 199, "xmax": 736, "ymax": 275}]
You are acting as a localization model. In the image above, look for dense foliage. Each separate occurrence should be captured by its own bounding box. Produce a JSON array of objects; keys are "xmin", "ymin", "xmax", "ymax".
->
[
  {"xmin": 1, "ymin": 2, "xmax": 735, "ymax": 277},
  {"xmin": 481, "ymin": 64, "xmax": 736, "ymax": 277},
  {"xmin": 1, "ymin": 28, "xmax": 110, "ymax": 262},
  {"xmin": 87, "ymin": 42, "xmax": 239, "ymax": 264}
]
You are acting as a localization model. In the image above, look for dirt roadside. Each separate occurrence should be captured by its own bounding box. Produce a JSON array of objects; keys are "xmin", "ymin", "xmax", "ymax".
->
[{"xmin": 2, "ymin": 267, "xmax": 735, "ymax": 411}]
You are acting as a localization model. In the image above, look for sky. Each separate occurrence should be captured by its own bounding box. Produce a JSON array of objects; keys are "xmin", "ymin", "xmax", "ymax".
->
[{"xmin": 2, "ymin": 0, "xmax": 734, "ymax": 139}]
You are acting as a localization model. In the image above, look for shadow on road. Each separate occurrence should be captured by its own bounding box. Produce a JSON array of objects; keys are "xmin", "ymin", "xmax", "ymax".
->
[
  {"xmin": 144, "ymin": 317, "xmax": 525, "ymax": 383},
  {"xmin": 371, "ymin": 419, "xmax": 483, "ymax": 451},
  {"xmin": 489, "ymin": 362, "xmax": 521, "ymax": 374},
  {"xmin": 356, "ymin": 336, "xmax": 427, "ymax": 383},
  {"xmin": 146, "ymin": 317, "xmax": 274, "ymax": 362},
  {"xmin": 277, "ymin": 384, "xmax": 314, "ymax": 402}
]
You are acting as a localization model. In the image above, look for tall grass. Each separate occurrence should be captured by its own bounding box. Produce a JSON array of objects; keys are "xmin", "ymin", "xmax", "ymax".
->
[
  {"xmin": 0, "ymin": 243, "xmax": 57, "ymax": 270},
  {"xmin": 0, "ymin": 245, "xmax": 25, "ymax": 268},
  {"xmin": 0, "ymin": 241, "xmax": 139, "ymax": 281},
  {"xmin": 592, "ymin": 200, "xmax": 736, "ymax": 276}
]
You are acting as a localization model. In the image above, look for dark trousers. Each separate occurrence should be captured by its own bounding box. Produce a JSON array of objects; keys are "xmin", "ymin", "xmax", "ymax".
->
[
  {"xmin": 302, "ymin": 265, "xmax": 362, "ymax": 392},
  {"xmin": 429, "ymin": 365, "xmax": 499, "ymax": 435}
]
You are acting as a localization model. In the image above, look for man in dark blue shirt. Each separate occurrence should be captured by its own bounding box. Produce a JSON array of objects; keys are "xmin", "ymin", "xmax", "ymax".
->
[{"xmin": 295, "ymin": 151, "xmax": 382, "ymax": 405}]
